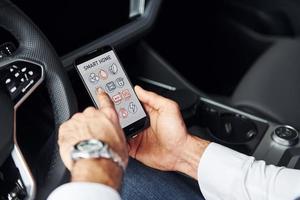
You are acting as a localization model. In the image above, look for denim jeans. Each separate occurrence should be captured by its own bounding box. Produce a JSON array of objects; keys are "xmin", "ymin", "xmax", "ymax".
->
[{"xmin": 121, "ymin": 158, "xmax": 205, "ymax": 200}]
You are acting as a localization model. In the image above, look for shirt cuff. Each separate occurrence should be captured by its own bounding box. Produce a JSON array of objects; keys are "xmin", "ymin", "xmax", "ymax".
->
[
  {"xmin": 197, "ymin": 142, "xmax": 253, "ymax": 200},
  {"xmin": 47, "ymin": 182, "xmax": 121, "ymax": 200}
]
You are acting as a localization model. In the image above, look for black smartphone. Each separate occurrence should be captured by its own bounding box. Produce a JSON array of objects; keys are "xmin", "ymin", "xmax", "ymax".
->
[{"xmin": 74, "ymin": 46, "xmax": 149, "ymax": 138}]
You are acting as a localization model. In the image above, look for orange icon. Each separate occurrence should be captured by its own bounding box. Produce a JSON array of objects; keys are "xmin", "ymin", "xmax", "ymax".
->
[
  {"xmin": 99, "ymin": 69, "xmax": 108, "ymax": 80},
  {"xmin": 95, "ymin": 87, "xmax": 104, "ymax": 95}
]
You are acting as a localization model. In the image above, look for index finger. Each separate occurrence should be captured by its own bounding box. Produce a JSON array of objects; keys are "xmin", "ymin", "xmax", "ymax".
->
[{"xmin": 96, "ymin": 88, "xmax": 115, "ymax": 109}]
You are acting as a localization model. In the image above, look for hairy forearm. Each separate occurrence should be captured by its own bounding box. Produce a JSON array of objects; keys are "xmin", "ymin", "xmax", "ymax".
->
[
  {"xmin": 175, "ymin": 135, "xmax": 210, "ymax": 179},
  {"xmin": 71, "ymin": 159, "xmax": 123, "ymax": 190}
]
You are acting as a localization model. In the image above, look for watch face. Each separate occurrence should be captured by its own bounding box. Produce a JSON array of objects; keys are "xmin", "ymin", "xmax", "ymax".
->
[{"xmin": 76, "ymin": 139, "xmax": 104, "ymax": 152}]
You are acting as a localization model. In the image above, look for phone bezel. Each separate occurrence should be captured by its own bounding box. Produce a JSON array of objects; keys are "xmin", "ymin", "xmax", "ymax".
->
[{"xmin": 74, "ymin": 46, "xmax": 149, "ymax": 138}]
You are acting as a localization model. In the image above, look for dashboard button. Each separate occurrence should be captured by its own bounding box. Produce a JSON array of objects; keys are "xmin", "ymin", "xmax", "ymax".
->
[{"xmin": 272, "ymin": 126, "xmax": 299, "ymax": 146}]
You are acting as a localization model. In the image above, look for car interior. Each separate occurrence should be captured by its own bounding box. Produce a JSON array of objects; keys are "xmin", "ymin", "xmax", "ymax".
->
[{"xmin": 1, "ymin": 0, "xmax": 300, "ymax": 199}]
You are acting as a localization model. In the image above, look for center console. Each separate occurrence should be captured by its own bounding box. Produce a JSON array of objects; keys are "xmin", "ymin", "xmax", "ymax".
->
[{"xmin": 195, "ymin": 98, "xmax": 299, "ymax": 168}]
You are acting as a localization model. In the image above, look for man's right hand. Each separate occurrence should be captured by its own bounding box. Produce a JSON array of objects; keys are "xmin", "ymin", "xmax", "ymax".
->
[
  {"xmin": 128, "ymin": 86, "xmax": 210, "ymax": 179},
  {"xmin": 58, "ymin": 89, "xmax": 128, "ymax": 189}
]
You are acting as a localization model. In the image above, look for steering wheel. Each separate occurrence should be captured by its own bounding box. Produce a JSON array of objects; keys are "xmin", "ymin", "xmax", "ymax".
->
[{"xmin": 0, "ymin": 0, "xmax": 77, "ymax": 199}]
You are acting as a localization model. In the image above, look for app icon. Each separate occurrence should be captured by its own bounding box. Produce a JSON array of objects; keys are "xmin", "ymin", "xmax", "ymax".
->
[
  {"xmin": 115, "ymin": 77, "xmax": 125, "ymax": 88},
  {"xmin": 95, "ymin": 86, "xmax": 104, "ymax": 95},
  {"xmin": 121, "ymin": 89, "xmax": 131, "ymax": 100},
  {"xmin": 112, "ymin": 93, "xmax": 122, "ymax": 105},
  {"xmin": 89, "ymin": 73, "xmax": 99, "ymax": 84},
  {"xmin": 109, "ymin": 63, "xmax": 118, "ymax": 75},
  {"xmin": 128, "ymin": 102, "xmax": 138, "ymax": 113},
  {"xmin": 119, "ymin": 108, "xmax": 128, "ymax": 119},
  {"xmin": 99, "ymin": 69, "xmax": 108, "ymax": 80},
  {"xmin": 105, "ymin": 81, "xmax": 116, "ymax": 92}
]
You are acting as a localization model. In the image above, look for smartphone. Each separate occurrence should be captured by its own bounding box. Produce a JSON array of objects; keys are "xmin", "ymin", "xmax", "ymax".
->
[{"xmin": 74, "ymin": 46, "xmax": 149, "ymax": 137}]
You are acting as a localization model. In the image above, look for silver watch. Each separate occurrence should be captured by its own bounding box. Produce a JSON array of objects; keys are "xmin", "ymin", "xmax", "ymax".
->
[{"xmin": 71, "ymin": 139, "xmax": 126, "ymax": 171}]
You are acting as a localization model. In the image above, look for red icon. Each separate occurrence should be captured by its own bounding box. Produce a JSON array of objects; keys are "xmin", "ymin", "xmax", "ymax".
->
[
  {"xmin": 119, "ymin": 108, "xmax": 128, "ymax": 119},
  {"xmin": 121, "ymin": 89, "xmax": 131, "ymax": 100},
  {"xmin": 112, "ymin": 93, "xmax": 122, "ymax": 105},
  {"xmin": 99, "ymin": 69, "xmax": 108, "ymax": 80}
]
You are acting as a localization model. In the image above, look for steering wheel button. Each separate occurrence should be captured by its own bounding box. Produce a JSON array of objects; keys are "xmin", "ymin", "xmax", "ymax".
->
[
  {"xmin": 5, "ymin": 78, "xmax": 11, "ymax": 84},
  {"xmin": 24, "ymin": 74, "xmax": 29, "ymax": 81},
  {"xmin": 21, "ymin": 78, "xmax": 25, "ymax": 82},
  {"xmin": 21, "ymin": 80, "xmax": 34, "ymax": 93},
  {"xmin": 21, "ymin": 67, "xmax": 27, "ymax": 72},
  {"xmin": 28, "ymin": 71, "xmax": 33, "ymax": 76},
  {"xmin": 14, "ymin": 72, "xmax": 20, "ymax": 77},
  {"xmin": 10, "ymin": 86, "xmax": 17, "ymax": 93}
]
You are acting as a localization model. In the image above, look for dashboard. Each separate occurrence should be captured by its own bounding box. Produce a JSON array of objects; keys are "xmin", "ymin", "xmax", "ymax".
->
[{"xmin": 11, "ymin": 0, "xmax": 130, "ymax": 56}]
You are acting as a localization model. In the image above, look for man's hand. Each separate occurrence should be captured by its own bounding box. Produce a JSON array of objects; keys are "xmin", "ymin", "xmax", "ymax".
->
[
  {"xmin": 128, "ymin": 86, "xmax": 210, "ymax": 179},
  {"xmin": 58, "ymin": 88, "xmax": 128, "ymax": 189}
]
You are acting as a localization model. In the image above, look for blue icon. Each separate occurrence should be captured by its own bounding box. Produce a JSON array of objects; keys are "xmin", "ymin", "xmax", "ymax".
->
[{"xmin": 105, "ymin": 81, "xmax": 116, "ymax": 92}]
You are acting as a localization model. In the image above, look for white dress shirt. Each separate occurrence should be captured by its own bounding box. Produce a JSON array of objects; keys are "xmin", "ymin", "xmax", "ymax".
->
[{"xmin": 48, "ymin": 143, "xmax": 300, "ymax": 200}]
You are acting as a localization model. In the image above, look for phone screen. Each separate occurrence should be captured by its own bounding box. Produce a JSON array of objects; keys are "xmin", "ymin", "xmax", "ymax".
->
[{"xmin": 75, "ymin": 47, "xmax": 148, "ymax": 136}]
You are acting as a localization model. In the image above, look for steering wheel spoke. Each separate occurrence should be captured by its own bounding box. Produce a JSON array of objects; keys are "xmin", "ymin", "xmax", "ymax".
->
[{"xmin": 0, "ymin": 56, "xmax": 44, "ymax": 199}]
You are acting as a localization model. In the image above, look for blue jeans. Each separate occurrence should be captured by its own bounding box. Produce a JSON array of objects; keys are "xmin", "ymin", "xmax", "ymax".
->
[{"xmin": 121, "ymin": 159, "xmax": 205, "ymax": 200}]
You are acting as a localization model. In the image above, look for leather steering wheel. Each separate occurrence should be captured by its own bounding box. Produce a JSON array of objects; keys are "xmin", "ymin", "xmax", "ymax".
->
[{"xmin": 0, "ymin": 0, "xmax": 77, "ymax": 199}]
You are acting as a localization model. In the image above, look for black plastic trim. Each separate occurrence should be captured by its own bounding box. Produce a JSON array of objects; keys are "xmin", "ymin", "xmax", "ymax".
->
[{"xmin": 62, "ymin": 0, "xmax": 162, "ymax": 69}]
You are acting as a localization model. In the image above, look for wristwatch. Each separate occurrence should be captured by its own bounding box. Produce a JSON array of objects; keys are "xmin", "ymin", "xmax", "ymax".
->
[{"xmin": 71, "ymin": 139, "xmax": 126, "ymax": 171}]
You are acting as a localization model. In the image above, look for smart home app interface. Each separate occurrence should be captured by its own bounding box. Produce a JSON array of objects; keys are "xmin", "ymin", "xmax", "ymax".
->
[{"xmin": 76, "ymin": 50, "xmax": 146, "ymax": 128}]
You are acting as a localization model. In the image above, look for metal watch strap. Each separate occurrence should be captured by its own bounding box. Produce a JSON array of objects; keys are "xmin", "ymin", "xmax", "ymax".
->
[
  {"xmin": 108, "ymin": 148, "xmax": 126, "ymax": 171},
  {"xmin": 71, "ymin": 140, "xmax": 126, "ymax": 171}
]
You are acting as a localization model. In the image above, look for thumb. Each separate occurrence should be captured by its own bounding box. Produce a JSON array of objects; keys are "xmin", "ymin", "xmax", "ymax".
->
[
  {"xmin": 127, "ymin": 134, "xmax": 143, "ymax": 158},
  {"xmin": 134, "ymin": 85, "xmax": 169, "ymax": 111}
]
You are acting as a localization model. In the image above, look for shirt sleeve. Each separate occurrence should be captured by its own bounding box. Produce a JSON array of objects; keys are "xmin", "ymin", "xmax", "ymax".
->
[
  {"xmin": 198, "ymin": 143, "xmax": 300, "ymax": 200},
  {"xmin": 47, "ymin": 182, "xmax": 121, "ymax": 200}
]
